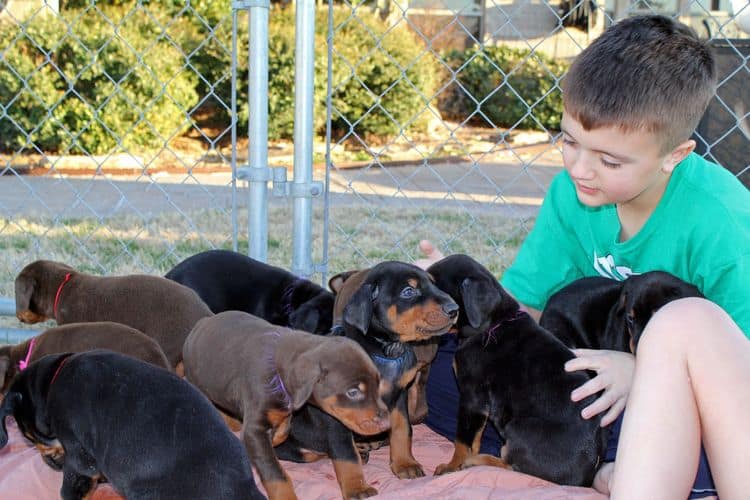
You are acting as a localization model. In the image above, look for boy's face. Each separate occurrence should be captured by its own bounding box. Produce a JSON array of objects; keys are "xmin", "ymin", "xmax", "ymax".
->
[{"xmin": 559, "ymin": 113, "xmax": 690, "ymax": 211}]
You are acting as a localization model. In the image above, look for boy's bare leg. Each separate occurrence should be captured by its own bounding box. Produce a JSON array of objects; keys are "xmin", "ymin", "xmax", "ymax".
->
[{"xmin": 610, "ymin": 298, "xmax": 750, "ymax": 500}]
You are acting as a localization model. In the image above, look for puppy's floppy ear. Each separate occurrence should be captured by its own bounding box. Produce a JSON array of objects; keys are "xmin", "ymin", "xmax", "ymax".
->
[
  {"xmin": 328, "ymin": 270, "xmax": 360, "ymax": 294},
  {"xmin": 287, "ymin": 350, "xmax": 323, "ymax": 409},
  {"xmin": 288, "ymin": 304, "xmax": 320, "ymax": 334},
  {"xmin": 14, "ymin": 273, "xmax": 36, "ymax": 315},
  {"xmin": 460, "ymin": 277, "xmax": 501, "ymax": 329},
  {"xmin": 343, "ymin": 283, "xmax": 376, "ymax": 334},
  {"xmin": 0, "ymin": 392, "xmax": 21, "ymax": 448}
]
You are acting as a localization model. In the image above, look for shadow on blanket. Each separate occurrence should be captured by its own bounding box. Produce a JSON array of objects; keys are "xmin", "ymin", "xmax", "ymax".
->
[{"xmin": 0, "ymin": 418, "xmax": 606, "ymax": 500}]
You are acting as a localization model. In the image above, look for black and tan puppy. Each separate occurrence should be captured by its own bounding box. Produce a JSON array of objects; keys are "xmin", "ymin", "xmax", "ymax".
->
[
  {"xmin": 0, "ymin": 350, "xmax": 264, "ymax": 500},
  {"xmin": 0, "ymin": 322, "xmax": 171, "ymax": 393},
  {"xmin": 539, "ymin": 276, "xmax": 628, "ymax": 351},
  {"xmin": 428, "ymin": 254, "xmax": 606, "ymax": 487},
  {"xmin": 165, "ymin": 249, "xmax": 334, "ymax": 334},
  {"xmin": 326, "ymin": 261, "xmax": 458, "ymax": 478},
  {"xmin": 14, "ymin": 260, "xmax": 213, "ymax": 369},
  {"xmin": 540, "ymin": 271, "xmax": 703, "ymax": 353},
  {"xmin": 617, "ymin": 271, "xmax": 703, "ymax": 352},
  {"xmin": 183, "ymin": 311, "xmax": 390, "ymax": 500}
]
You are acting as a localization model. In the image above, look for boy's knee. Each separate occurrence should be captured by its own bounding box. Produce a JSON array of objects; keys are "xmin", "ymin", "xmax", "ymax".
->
[{"xmin": 639, "ymin": 298, "xmax": 734, "ymax": 351}]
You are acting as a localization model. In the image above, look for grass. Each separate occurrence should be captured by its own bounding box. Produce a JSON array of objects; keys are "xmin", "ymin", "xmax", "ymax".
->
[{"xmin": 0, "ymin": 204, "xmax": 532, "ymax": 333}]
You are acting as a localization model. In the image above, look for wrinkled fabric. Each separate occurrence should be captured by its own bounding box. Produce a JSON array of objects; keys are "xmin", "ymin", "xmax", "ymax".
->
[{"xmin": 0, "ymin": 417, "xmax": 606, "ymax": 499}]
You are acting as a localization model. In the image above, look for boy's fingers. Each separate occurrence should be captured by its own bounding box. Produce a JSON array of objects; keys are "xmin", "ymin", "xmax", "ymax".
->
[
  {"xmin": 571, "ymin": 348, "xmax": 601, "ymax": 357},
  {"xmin": 600, "ymin": 398, "xmax": 626, "ymax": 427},
  {"xmin": 418, "ymin": 239, "xmax": 445, "ymax": 260},
  {"xmin": 418, "ymin": 239, "xmax": 434, "ymax": 254},
  {"xmin": 581, "ymin": 391, "xmax": 614, "ymax": 419},
  {"xmin": 565, "ymin": 356, "xmax": 599, "ymax": 372},
  {"xmin": 570, "ymin": 376, "xmax": 606, "ymax": 402}
]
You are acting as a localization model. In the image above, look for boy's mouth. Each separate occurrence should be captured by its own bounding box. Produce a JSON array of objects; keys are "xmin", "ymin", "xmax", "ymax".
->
[{"xmin": 575, "ymin": 183, "xmax": 598, "ymax": 195}]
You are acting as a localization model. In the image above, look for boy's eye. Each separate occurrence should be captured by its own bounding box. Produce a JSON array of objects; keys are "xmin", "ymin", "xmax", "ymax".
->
[
  {"xmin": 400, "ymin": 286, "xmax": 420, "ymax": 299},
  {"xmin": 561, "ymin": 137, "xmax": 576, "ymax": 146},
  {"xmin": 601, "ymin": 158, "xmax": 621, "ymax": 169}
]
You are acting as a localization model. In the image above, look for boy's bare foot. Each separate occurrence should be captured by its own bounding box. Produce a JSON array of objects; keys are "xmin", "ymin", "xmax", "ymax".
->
[
  {"xmin": 414, "ymin": 239, "xmax": 445, "ymax": 270},
  {"xmin": 592, "ymin": 462, "xmax": 614, "ymax": 495}
]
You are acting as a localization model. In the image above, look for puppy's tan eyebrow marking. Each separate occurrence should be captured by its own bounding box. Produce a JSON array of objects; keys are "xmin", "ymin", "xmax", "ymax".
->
[{"xmin": 408, "ymin": 278, "xmax": 418, "ymax": 288}]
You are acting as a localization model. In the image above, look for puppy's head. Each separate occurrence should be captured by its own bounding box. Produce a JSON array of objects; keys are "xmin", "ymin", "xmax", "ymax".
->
[
  {"xmin": 337, "ymin": 261, "xmax": 458, "ymax": 342},
  {"xmin": 287, "ymin": 281, "xmax": 335, "ymax": 335},
  {"xmin": 0, "ymin": 353, "xmax": 71, "ymax": 468},
  {"xmin": 616, "ymin": 271, "xmax": 703, "ymax": 353},
  {"xmin": 15, "ymin": 260, "xmax": 75, "ymax": 323},
  {"xmin": 428, "ymin": 254, "xmax": 518, "ymax": 336},
  {"xmin": 288, "ymin": 337, "xmax": 390, "ymax": 436}
]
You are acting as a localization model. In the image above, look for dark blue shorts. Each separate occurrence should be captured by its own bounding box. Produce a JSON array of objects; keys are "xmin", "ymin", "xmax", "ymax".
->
[{"xmin": 426, "ymin": 335, "xmax": 717, "ymax": 497}]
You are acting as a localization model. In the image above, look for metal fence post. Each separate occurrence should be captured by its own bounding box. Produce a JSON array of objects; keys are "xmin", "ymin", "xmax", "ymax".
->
[
  {"xmin": 292, "ymin": 0, "xmax": 321, "ymax": 277},
  {"xmin": 233, "ymin": 0, "xmax": 271, "ymax": 262}
]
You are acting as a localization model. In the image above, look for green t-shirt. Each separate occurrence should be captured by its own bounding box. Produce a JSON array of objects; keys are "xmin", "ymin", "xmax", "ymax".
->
[{"xmin": 500, "ymin": 152, "xmax": 750, "ymax": 337}]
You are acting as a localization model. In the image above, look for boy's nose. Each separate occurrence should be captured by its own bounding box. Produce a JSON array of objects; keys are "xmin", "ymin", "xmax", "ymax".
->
[{"xmin": 567, "ymin": 150, "xmax": 596, "ymax": 180}]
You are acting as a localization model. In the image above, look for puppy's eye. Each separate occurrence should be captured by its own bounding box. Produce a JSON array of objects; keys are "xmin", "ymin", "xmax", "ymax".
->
[
  {"xmin": 345, "ymin": 387, "xmax": 364, "ymax": 401},
  {"xmin": 400, "ymin": 286, "xmax": 420, "ymax": 299}
]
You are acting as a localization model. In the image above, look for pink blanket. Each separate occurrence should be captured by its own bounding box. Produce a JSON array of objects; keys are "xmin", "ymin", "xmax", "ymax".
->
[{"xmin": 0, "ymin": 418, "xmax": 606, "ymax": 499}]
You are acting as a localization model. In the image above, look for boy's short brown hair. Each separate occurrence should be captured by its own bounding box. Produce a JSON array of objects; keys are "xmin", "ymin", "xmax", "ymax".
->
[{"xmin": 562, "ymin": 15, "xmax": 717, "ymax": 153}]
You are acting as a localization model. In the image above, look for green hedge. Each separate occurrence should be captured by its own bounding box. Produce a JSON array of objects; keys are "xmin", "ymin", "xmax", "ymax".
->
[
  {"xmin": 0, "ymin": 5, "xmax": 199, "ymax": 154},
  {"xmin": 194, "ymin": 6, "xmax": 442, "ymax": 140},
  {"xmin": 0, "ymin": 1, "xmax": 568, "ymax": 154},
  {"xmin": 438, "ymin": 46, "xmax": 568, "ymax": 131}
]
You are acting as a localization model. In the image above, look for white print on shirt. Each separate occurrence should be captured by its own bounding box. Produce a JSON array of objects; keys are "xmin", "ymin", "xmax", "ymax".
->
[{"xmin": 593, "ymin": 251, "xmax": 636, "ymax": 281}]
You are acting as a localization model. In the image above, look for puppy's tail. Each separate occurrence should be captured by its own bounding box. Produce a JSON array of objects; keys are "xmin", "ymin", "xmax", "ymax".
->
[{"xmin": 0, "ymin": 392, "xmax": 21, "ymax": 448}]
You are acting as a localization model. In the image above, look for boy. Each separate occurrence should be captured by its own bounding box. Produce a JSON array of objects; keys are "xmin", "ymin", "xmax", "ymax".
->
[{"xmin": 418, "ymin": 14, "xmax": 750, "ymax": 497}]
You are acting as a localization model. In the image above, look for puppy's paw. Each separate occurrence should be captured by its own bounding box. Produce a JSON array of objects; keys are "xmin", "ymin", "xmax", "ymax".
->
[
  {"xmin": 463, "ymin": 453, "xmax": 510, "ymax": 470},
  {"xmin": 355, "ymin": 437, "xmax": 389, "ymax": 454},
  {"xmin": 343, "ymin": 484, "xmax": 378, "ymax": 499},
  {"xmin": 391, "ymin": 459, "xmax": 425, "ymax": 479},
  {"xmin": 434, "ymin": 462, "xmax": 460, "ymax": 476}
]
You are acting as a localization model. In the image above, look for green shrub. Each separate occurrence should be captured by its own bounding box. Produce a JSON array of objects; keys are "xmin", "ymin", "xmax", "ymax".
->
[
  {"xmin": 0, "ymin": 4, "xmax": 198, "ymax": 154},
  {"xmin": 438, "ymin": 45, "xmax": 568, "ymax": 131},
  {"xmin": 186, "ymin": 5, "xmax": 441, "ymax": 140}
]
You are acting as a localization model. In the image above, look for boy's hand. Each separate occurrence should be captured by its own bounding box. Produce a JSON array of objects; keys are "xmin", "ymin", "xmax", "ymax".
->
[
  {"xmin": 564, "ymin": 349, "xmax": 635, "ymax": 427},
  {"xmin": 414, "ymin": 239, "xmax": 445, "ymax": 270}
]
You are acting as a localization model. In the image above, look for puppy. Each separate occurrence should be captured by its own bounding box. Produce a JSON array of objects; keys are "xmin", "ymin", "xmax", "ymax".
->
[
  {"xmin": 183, "ymin": 311, "xmax": 390, "ymax": 500},
  {"xmin": 165, "ymin": 249, "xmax": 334, "ymax": 334},
  {"xmin": 616, "ymin": 271, "xmax": 703, "ymax": 352},
  {"xmin": 0, "ymin": 321, "xmax": 171, "ymax": 393},
  {"xmin": 539, "ymin": 276, "xmax": 627, "ymax": 351},
  {"xmin": 15, "ymin": 260, "xmax": 213, "ymax": 368},
  {"xmin": 0, "ymin": 350, "xmax": 264, "ymax": 500},
  {"xmin": 428, "ymin": 254, "xmax": 606, "ymax": 487},
  {"xmin": 325, "ymin": 261, "xmax": 458, "ymax": 478},
  {"xmin": 540, "ymin": 271, "xmax": 702, "ymax": 352}
]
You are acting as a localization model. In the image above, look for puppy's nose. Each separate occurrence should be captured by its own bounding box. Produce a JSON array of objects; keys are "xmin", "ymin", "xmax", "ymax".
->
[{"xmin": 443, "ymin": 302, "xmax": 459, "ymax": 318}]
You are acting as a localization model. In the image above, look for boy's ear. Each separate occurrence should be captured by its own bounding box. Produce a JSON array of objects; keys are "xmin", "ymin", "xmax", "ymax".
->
[{"xmin": 662, "ymin": 139, "xmax": 696, "ymax": 173}]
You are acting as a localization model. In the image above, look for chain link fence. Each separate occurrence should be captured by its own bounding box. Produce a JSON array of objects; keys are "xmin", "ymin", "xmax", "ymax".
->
[{"xmin": 0, "ymin": 0, "xmax": 748, "ymax": 339}]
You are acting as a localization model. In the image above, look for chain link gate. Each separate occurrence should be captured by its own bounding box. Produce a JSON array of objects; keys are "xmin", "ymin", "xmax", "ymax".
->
[{"xmin": 0, "ymin": 0, "xmax": 748, "ymax": 342}]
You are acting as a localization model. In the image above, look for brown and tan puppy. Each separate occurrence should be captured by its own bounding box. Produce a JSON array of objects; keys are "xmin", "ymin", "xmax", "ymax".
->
[
  {"xmin": 14, "ymin": 260, "xmax": 212, "ymax": 369},
  {"xmin": 0, "ymin": 322, "xmax": 171, "ymax": 393},
  {"xmin": 183, "ymin": 311, "xmax": 390, "ymax": 500}
]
